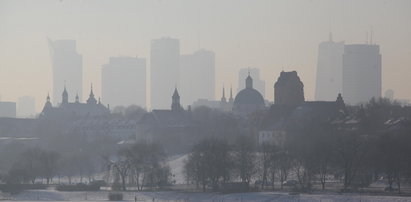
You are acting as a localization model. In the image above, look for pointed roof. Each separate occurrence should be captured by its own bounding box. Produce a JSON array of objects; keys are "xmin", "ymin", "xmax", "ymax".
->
[
  {"xmin": 89, "ymin": 83, "xmax": 94, "ymax": 97},
  {"xmin": 62, "ymin": 82, "xmax": 68, "ymax": 96},
  {"xmin": 245, "ymin": 70, "xmax": 253, "ymax": 89},
  {"xmin": 87, "ymin": 83, "xmax": 97, "ymax": 104},
  {"xmin": 172, "ymin": 87, "xmax": 180, "ymax": 98}
]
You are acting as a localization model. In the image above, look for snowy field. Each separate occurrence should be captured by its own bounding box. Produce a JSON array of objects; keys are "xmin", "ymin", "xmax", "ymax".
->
[{"xmin": 1, "ymin": 190, "xmax": 411, "ymax": 202}]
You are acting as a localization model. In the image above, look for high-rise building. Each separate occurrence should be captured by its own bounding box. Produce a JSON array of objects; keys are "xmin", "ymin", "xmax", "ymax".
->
[
  {"xmin": 342, "ymin": 44, "xmax": 381, "ymax": 105},
  {"xmin": 315, "ymin": 34, "xmax": 345, "ymax": 101},
  {"xmin": 102, "ymin": 56, "xmax": 146, "ymax": 108},
  {"xmin": 238, "ymin": 68, "xmax": 265, "ymax": 97},
  {"xmin": 17, "ymin": 96, "xmax": 36, "ymax": 118},
  {"xmin": 150, "ymin": 37, "xmax": 180, "ymax": 109},
  {"xmin": 0, "ymin": 102, "xmax": 16, "ymax": 118},
  {"xmin": 48, "ymin": 39, "xmax": 83, "ymax": 105},
  {"xmin": 180, "ymin": 49, "xmax": 215, "ymax": 106}
]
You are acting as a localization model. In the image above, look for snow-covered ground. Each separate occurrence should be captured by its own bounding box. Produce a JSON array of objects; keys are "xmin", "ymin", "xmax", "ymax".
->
[
  {"xmin": 168, "ymin": 154, "xmax": 188, "ymax": 185},
  {"xmin": 2, "ymin": 189, "xmax": 411, "ymax": 202}
]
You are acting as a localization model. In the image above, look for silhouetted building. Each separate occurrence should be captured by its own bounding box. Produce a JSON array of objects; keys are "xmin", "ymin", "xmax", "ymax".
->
[
  {"xmin": 102, "ymin": 56, "xmax": 146, "ymax": 108},
  {"xmin": 150, "ymin": 37, "xmax": 180, "ymax": 109},
  {"xmin": 238, "ymin": 68, "xmax": 265, "ymax": 97},
  {"xmin": 180, "ymin": 49, "xmax": 215, "ymax": 106},
  {"xmin": 315, "ymin": 33, "xmax": 345, "ymax": 101},
  {"xmin": 40, "ymin": 85, "xmax": 109, "ymax": 120},
  {"xmin": 48, "ymin": 39, "xmax": 83, "ymax": 104},
  {"xmin": 17, "ymin": 96, "xmax": 36, "ymax": 118},
  {"xmin": 274, "ymin": 71, "xmax": 304, "ymax": 106},
  {"xmin": 259, "ymin": 93, "xmax": 346, "ymax": 145},
  {"xmin": 138, "ymin": 88, "xmax": 194, "ymax": 153},
  {"xmin": 233, "ymin": 73, "xmax": 265, "ymax": 117},
  {"xmin": 342, "ymin": 44, "xmax": 382, "ymax": 105},
  {"xmin": 220, "ymin": 86, "xmax": 234, "ymax": 112},
  {"xmin": 0, "ymin": 102, "xmax": 16, "ymax": 118}
]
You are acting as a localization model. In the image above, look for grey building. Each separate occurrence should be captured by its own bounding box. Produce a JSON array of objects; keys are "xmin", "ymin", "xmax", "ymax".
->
[
  {"xmin": 342, "ymin": 44, "xmax": 382, "ymax": 105},
  {"xmin": 150, "ymin": 37, "xmax": 180, "ymax": 109},
  {"xmin": 180, "ymin": 49, "xmax": 215, "ymax": 106},
  {"xmin": 315, "ymin": 34, "xmax": 345, "ymax": 101},
  {"xmin": 48, "ymin": 39, "xmax": 83, "ymax": 105},
  {"xmin": 102, "ymin": 56, "xmax": 146, "ymax": 108}
]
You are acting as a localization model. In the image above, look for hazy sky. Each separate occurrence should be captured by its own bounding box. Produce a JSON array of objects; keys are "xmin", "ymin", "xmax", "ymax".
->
[{"xmin": 1, "ymin": 0, "xmax": 410, "ymax": 111}]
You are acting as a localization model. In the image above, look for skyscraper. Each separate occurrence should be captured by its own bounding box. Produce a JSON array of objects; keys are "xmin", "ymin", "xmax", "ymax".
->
[
  {"xmin": 237, "ymin": 68, "xmax": 265, "ymax": 97},
  {"xmin": 180, "ymin": 49, "xmax": 215, "ymax": 106},
  {"xmin": 342, "ymin": 44, "xmax": 382, "ymax": 105},
  {"xmin": 150, "ymin": 37, "xmax": 180, "ymax": 109},
  {"xmin": 48, "ymin": 39, "xmax": 83, "ymax": 105},
  {"xmin": 315, "ymin": 34, "xmax": 345, "ymax": 101},
  {"xmin": 102, "ymin": 56, "xmax": 146, "ymax": 108}
]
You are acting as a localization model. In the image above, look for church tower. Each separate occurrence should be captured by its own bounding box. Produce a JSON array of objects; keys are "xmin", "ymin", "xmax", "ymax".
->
[
  {"xmin": 171, "ymin": 87, "xmax": 182, "ymax": 111},
  {"xmin": 246, "ymin": 72, "xmax": 253, "ymax": 89},
  {"xmin": 221, "ymin": 86, "xmax": 227, "ymax": 103},
  {"xmin": 87, "ymin": 84, "xmax": 97, "ymax": 104},
  {"xmin": 62, "ymin": 84, "xmax": 68, "ymax": 105}
]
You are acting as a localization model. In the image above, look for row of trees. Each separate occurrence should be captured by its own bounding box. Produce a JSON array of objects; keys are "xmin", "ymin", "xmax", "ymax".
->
[
  {"xmin": 2, "ymin": 147, "xmax": 98, "ymax": 185},
  {"xmin": 2, "ymin": 141, "xmax": 172, "ymax": 192},
  {"xmin": 106, "ymin": 142, "xmax": 172, "ymax": 191},
  {"xmin": 184, "ymin": 129, "xmax": 411, "ymax": 193}
]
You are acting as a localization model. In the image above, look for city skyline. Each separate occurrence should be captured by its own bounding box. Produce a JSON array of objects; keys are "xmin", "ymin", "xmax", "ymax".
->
[{"xmin": 1, "ymin": 0, "xmax": 410, "ymax": 112}]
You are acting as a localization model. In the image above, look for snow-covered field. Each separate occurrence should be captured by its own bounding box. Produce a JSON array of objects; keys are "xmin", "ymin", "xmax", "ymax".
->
[
  {"xmin": 2, "ymin": 189, "xmax": 411, "ymax": 202},
  {"xmin": 168, "ymin": 154, "xmax": 188, "ymax": 185}
]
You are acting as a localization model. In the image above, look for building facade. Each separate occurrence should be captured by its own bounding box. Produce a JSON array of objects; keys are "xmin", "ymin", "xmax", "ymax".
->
[
  {"xmin": 48, "ymin": 39, "xmax": 83, "ymax": 105},
  {"xmin": 41, "ymin": 85, "xmax": 109, "ymax": 120},
  {"xmin": 180, "ymin": 49, "xmax": 215, "ymax": 106},
  {"xmin": 315, "ymin": 34, "xmax": 345, "ymax": 101},
  {"xmin": 274, "ymin": 71, "xmax": 304, "ymax": 107},
  {"xmin": 150, "ymin": 37, "xmax": 180, "ymax": 109},
  {"xmin": 342, "ymin": 44, "xmax": 382, "ymax": 105}
]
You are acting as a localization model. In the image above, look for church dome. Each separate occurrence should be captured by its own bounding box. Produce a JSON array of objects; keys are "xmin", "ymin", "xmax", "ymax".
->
[{"xmin": 234, "ymin": 88, "xmax": 265, "ymax": 106}]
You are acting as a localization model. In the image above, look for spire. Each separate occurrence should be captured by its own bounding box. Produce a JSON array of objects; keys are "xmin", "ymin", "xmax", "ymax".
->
[
  {"xmin": 172, "ymin": 87, "xmax": 182, "ymax": 111},
  {"xmin": 172, "ymin": 87, "xmax": 180, "ymax": 98},
  {"xmin": 90, "ymin": 83, "xmax": 94, "ymax": 97},
  {"xmin": 229, "ymin": 85, "xmax": 234, "ymax": 103},
  {"xmin": 87, "ymin": 83, "xmax": 97, "ymax": 104},
  {"xmin": 221, "ymin": 85, "xmax": 226, "ymax": 103},
  {"xmin": 62, "ymin": 82, "xmax": 68, "ymax": 104},
  {"xmin": 42, "ymin": 92, "xmax": 52, "ymax": 113},
  {"xmin": 245, "ymin": 71, "xmax": 253, "ymax": 89}
]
